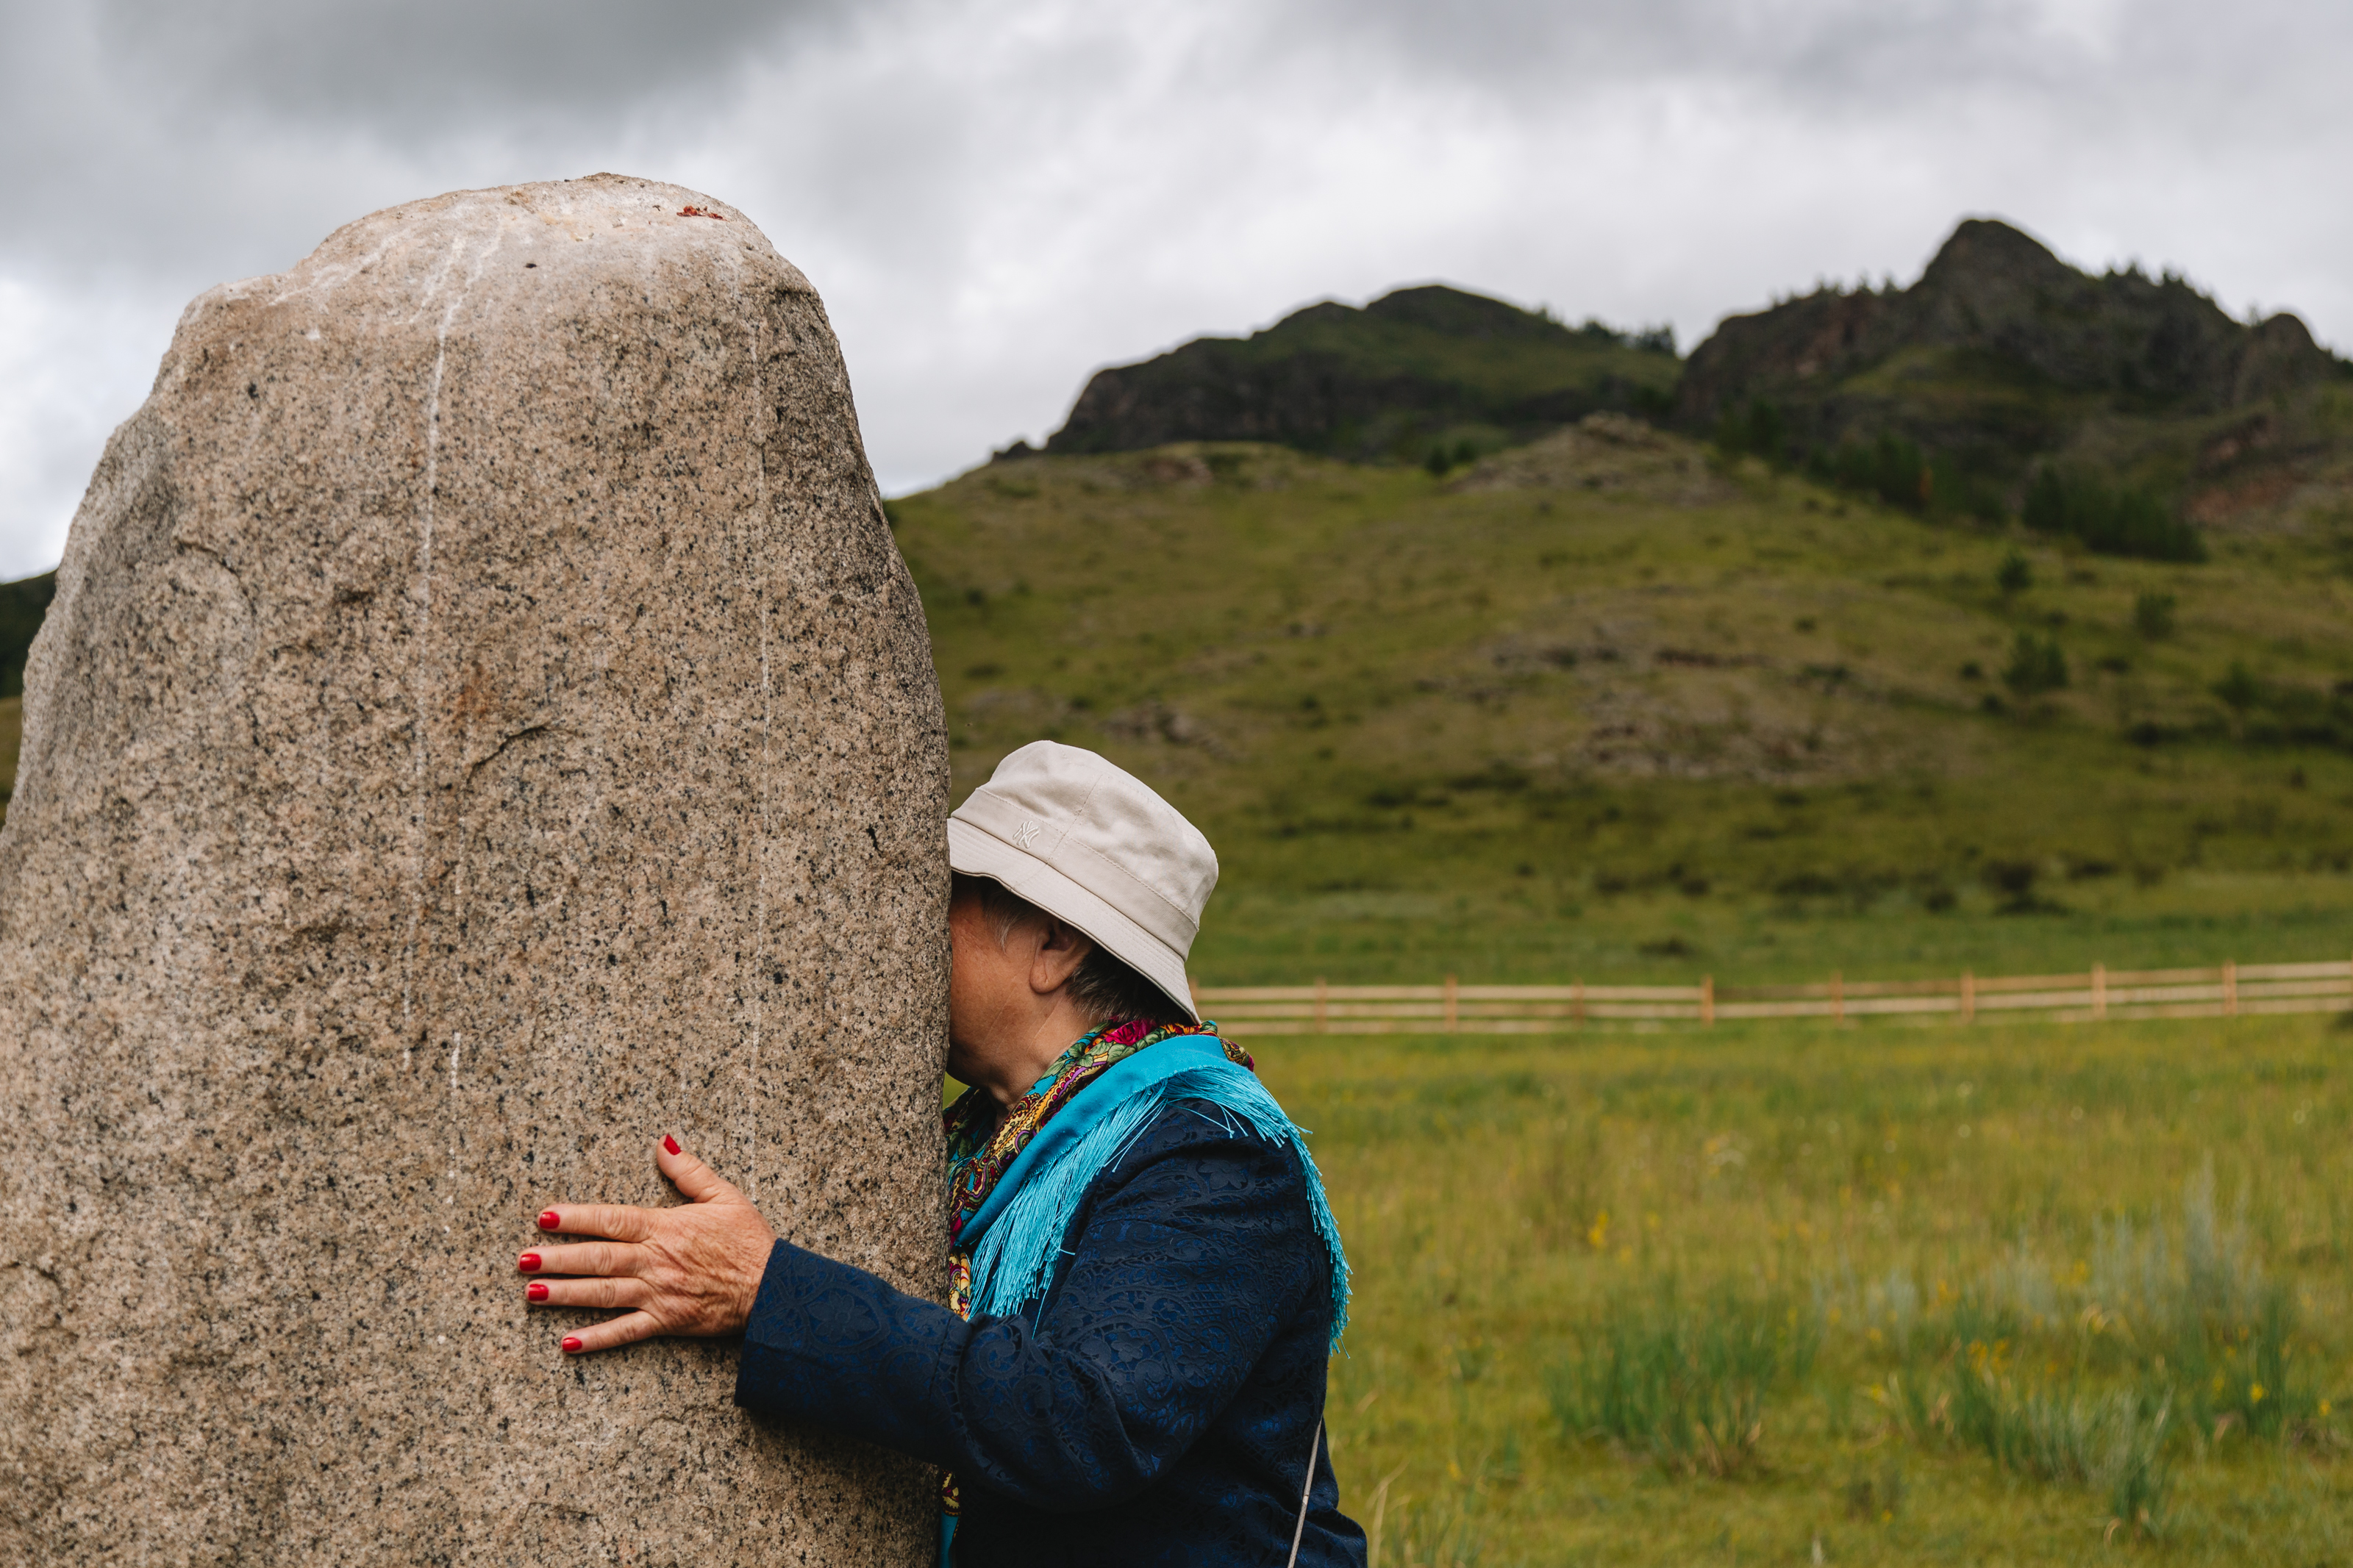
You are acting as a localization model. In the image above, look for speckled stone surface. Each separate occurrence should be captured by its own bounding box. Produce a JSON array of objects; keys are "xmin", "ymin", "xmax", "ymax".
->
[{"xmin": 0, "ymin": 175, "xmax": 949, "ymax": 1565}]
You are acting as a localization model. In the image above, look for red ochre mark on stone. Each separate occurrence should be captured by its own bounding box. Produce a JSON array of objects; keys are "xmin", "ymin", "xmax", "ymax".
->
[{"xmin": 678, "ymin": 205, "xmax": 726, "ymax": 220}]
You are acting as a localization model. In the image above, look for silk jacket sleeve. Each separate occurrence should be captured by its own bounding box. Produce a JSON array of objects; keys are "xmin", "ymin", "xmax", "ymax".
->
[{"xmin": 733, "ymin": 1104, "xmax": 1327, "ymax": 1509}]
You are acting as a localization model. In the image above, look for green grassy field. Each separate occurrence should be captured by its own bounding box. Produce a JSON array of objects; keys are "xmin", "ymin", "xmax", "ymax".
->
[{"xmin": 1261, "ymin": 1014, "xmax": 2350, "ymax": 1565}]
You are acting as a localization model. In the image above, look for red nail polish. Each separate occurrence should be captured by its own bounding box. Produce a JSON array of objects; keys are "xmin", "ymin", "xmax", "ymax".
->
[
  {"xmin": 561, "ymin": 1336, "xmax": 582, "ymax": 1354},
  {"xmin": 663, "ymin": 1134, "xmax": 682, "ymax": 1156},
  {"xmin": 537, "ymin": 1211, "xmax": 561, "ymax": 1231},
  {"xmin": 526, "ymin": 1281, "xmax": 549, "ymax": 1301},
  {"xmin": 518, "ymin": 1252, "xmax": 541, "ymax": 1272}
]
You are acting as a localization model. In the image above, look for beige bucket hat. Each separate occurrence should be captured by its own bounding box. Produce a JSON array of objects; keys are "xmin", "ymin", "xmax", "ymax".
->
[{"xmin": 948, "ymin": 740, "xmax": 1218, "ymax": 1023}]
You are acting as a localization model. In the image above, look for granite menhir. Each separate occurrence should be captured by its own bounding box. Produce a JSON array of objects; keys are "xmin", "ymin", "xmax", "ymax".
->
[{"xmin": 0, "ymin": 175, "xmax": 949, "ymax": 1566}]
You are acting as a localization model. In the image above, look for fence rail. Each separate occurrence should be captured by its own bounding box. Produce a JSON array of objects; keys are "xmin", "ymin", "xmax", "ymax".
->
[{"xmin": 1191, "ymin": 959, "xmax": 2353, "ymax": 1036}]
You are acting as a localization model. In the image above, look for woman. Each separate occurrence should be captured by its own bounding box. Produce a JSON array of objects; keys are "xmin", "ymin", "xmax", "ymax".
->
[{"xmin": 515, "ymin": 741, "xmax": 1365, "ymax": 1566}]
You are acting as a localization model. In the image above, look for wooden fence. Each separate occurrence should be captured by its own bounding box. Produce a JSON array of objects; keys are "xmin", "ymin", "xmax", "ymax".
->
[{"xmin": 1191, "ymin": 959, "xmax": 2353, "ymax": 1036}]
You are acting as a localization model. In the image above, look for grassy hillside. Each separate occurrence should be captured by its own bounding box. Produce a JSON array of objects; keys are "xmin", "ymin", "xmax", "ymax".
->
[{"xmin": 893, "ymin": 417, "xmax": 2353, "ymax": 984}]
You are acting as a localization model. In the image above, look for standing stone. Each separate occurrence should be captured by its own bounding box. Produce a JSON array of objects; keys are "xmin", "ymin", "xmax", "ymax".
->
[{"xmin": 0, "ymin": 176, "xmax": 949, "ymax": 1565}]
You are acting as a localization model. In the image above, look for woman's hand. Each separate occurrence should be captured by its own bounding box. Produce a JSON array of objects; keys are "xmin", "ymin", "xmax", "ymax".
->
[{"xmin": 518, "ymin": 1136, "xmax": 779, "ymax": 1356}]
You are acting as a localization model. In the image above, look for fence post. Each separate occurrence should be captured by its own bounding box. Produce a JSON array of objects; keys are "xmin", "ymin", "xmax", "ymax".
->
[
  {"xmin": 1702, "ymin": 975, "xmax": 1715, "ymax": 1026},
  {"xmin": 1831, "ymin": 971, "xmax": 1844, "ymax": 1023},
  {"xmin": 1573, "ymin": 978, "xmax": 1585, "ymax": 1030},
  {"xmin": 1443, "ymin": 973, "xmax": 1459, "ymax": 1033},
  {"xmin": 2092, "ymin": 962, "xmax": 2107, "ymax": 1021},
  {"xmin": 1961, "ymin": 970, "xmax": 1975, "ymax": 1024},
  {"xmin": 2223, "ymin": 959, "xmax": 2238, "ymax": 1017},
  {"xmin": 1314, "ymin": 975, "xmax": 1328, "ymax": 1035}
]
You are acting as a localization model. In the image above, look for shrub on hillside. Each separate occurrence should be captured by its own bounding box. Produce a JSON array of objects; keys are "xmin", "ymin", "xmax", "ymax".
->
[
  {"xmin": 1574, "ymin": 318, "xmax": 1677, "ymax": 356},
  {"xmin": 2214, "ymin": 660, "xmax": 2262, "ymax": 716},
  {"xmin": 2023, "ymin": 468, "xmax": 2206, "ymax": 562},
  {"xmin": 1713, "ymin": 398, "xmax": 1787, "ymax": 465},
  {"xmin": 2132, "ymin": 590, "xmax": 2178, "ymax": 639},
  {"xmin": 2002, "ymin": 632, "xmax": 2068, "ymax": 698},
  {"xmin": 1424, "ymin": 437, "xmax": 1481, "ymax": 476},
  {"xmin": 1808, "ymin": 432, "xmax": 1930, "ymax": 512}
]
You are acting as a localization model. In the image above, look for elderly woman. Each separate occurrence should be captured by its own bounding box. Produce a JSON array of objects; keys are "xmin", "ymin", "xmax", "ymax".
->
[{"xmin": 515, "ymin": 742, "xmax": 1365, "ymax": 1566}]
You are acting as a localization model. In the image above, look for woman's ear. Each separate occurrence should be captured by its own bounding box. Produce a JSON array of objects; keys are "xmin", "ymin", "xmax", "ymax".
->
[{"xmin": 1027, "ymin": 917, "xmax": 1094, "ymax": 996}]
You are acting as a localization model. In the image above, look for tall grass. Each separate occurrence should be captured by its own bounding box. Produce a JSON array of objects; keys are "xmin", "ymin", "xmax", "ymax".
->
[
  {"xmin": 1367, "ymin": 1492, "xmax": 1485, "ymax": 1568},
  {"xmin": 1546, "ymin": 1278, "xmax": 1818, "ymax": 1475},
  {"xmin": 1818, "ymin": 1158, "xmax": 2338, "ymax": 1534},
  {"xmin": 1932, "ymin": 1350, "xmax": 2174, "ymax": 1534}
]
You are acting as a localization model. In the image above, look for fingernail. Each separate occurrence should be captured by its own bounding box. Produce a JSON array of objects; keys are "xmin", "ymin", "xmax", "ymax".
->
[
  {"xmin": 537, "ymin": 1211, "xmax": 561, "ymax": 1231},
  {"xmin": 518, "ymin": 1252, "xmax": 541, "ymax": 1272},
  {"xmin": 561, "ymin": 1336, "xmax": 583, "ymax": 1354},
  {"xmin": 526, "ymin": 1281, "xmax": 549, "ymax": 1301},
  {"xmin": 663, "ymin": 1134, "xmax": 682, "ymax": 1156}
]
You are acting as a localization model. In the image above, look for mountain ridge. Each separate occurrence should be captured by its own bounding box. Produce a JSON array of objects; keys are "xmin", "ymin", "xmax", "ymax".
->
[
  {"xmin": 1022, "ymin": 218, "xmax": 2352, "ymax": 543},
  {"xmin": 1040, "ymin": 283, "xmax": 1679, "ymax": 464},
  {"xmin": 1672, "ymin": 218, "xmax": 2347, "ymax": 518}
]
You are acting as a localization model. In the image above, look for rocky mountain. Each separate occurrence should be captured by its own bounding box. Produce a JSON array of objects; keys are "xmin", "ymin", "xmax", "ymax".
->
[
  {"xmin": 1671, "ymin": 218, "xmax": 2349, "ymax": 518},
  {"xmin": 1039, "ymin": 284, "xmax": 1679, "ymax": 464}
]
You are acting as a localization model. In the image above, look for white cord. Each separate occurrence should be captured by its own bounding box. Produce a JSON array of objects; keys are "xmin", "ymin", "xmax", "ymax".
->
[{"xmin": 1285, "ymin": 1422, "xmax": 1323, "ymax": 1568}]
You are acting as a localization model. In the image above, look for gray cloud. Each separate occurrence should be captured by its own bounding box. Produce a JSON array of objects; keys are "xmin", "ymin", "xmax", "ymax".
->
[
  {"xmin": 0, "ymin": 1, "xmax": 851, "ymax": 282},
  {"xmin": 85, "ymin": 0, "xmax": 816, "ymax": 127},
  {"xmin": 1298, "ymin": 0, "xmax": 2349, "ymax": 117},
  {"xmin": 2, "ymin": 0, "xmax": 2349, "ymax": 578}
]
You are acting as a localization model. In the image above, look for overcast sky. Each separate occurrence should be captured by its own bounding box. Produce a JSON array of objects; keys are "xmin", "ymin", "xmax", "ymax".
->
[{"xmin": 2, "ymin": 0, "xmax": 2348, "ymax": 579}]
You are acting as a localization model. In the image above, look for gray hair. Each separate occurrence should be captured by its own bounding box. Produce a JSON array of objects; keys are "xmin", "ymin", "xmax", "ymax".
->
[{"xmin": 951, "ymin": 871, "xmax": 1181, "ymax": 1025}]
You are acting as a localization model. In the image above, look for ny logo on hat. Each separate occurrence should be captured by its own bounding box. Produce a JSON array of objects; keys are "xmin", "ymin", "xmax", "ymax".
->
[{"xmin": 1014, "ymin": 817, "xmax": 1043, "ymax": 851}]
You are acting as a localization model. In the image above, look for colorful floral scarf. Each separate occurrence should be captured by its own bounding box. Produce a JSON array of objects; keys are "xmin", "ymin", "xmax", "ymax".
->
[
  {"xmin": 942, "ymin": 1016, "xmax": 1249, "ymax": 1317},
  {"xmin": 938, "ymin": 1015, "xmax": 1249, "ymax": 1525}
]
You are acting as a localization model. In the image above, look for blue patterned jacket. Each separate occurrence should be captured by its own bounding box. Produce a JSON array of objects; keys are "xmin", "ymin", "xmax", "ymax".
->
[{"xmin": 734, "ymin": 1100, "xmax": 1367, "ymax": 1566}]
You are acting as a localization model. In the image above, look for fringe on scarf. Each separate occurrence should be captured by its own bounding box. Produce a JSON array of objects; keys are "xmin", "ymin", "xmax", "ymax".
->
[{"xmin": 965, "ymin": 1060, "xmax": 1350, "ymax": 1347}]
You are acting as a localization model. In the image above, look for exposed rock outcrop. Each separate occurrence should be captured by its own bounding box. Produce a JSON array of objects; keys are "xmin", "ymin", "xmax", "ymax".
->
[{"xmin": 1671, "ymin": 218, "xmax": 2342, "ymax": 480}]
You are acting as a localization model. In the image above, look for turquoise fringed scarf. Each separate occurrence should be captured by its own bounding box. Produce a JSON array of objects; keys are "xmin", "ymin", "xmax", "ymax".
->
[
  {"xmin": 935, "ymin": 1023, "xmax": 1349, "ymax": 1561},
  {"xmin": 957, "ymin": 1031, "xmax": 1349, "ymax": 1339}
]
